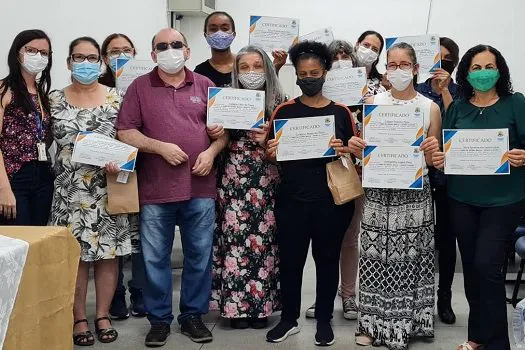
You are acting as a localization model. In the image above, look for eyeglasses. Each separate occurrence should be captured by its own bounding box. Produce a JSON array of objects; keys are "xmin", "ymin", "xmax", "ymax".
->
[
  {"xmin": 155, "ymin": 41, "xmax": 187, "ymax": 52},
  {"xmin": 22, "ymin": 46, "xmax": 51, "ymax": 58},
  {"xmin": 386, "ymin": 62, "xmax": 414, "ymax": 71},
  {"xmin": 71, "ymin": 53, "xmax": 101, "ymax": 63},
  {"xmin": 107, "ymin": 48, "xmax": 135, "ymax": 59}
]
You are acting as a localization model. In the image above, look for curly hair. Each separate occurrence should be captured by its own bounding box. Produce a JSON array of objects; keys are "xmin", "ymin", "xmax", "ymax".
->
[
  {"xmin": 456, "ymin": 45, "xmax": 513, "ymax": 99},
  {"xmin": 289, "ymin": 41, "xmax": 333, "ymax": 71}
]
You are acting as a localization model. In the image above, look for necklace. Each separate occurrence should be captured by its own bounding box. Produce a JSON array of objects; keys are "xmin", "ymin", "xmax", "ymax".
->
[{"xmin": 471, "ymin": 95, "xmax": 499, "ymax": 115}]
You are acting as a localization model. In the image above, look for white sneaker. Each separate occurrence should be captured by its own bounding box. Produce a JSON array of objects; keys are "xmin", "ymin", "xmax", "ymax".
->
[
  {"xmin": 305, "ymin": 303, "xmax": 315, "ymax": 318},
  {"xmin": 343, "ymin": 298, "xmax": 358, "ymax": 320}
]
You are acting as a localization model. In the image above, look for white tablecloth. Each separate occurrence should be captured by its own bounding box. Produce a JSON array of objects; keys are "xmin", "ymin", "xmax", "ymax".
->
[{"xmin": 0, "ymin": 236, "xmax": 28, "ymax": 349}]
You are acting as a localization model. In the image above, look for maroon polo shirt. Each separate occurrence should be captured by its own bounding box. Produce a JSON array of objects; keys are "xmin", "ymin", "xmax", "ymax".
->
[{"xmin": 116, "ymin": 67, "xmax": 216, "ymax": 205}]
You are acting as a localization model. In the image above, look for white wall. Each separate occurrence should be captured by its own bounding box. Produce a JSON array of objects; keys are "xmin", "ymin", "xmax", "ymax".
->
[{"xmin": 0, "ymin": 0, "xmax": 169, "ymax": 90}]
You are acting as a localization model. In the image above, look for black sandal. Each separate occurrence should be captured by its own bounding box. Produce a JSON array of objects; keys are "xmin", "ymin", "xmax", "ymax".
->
[
  {"xmin": 73, "ymin": 319, "xmax": 95, "ymax": 346},
  {"xmin": 95, "ymin": 316, "xmax": 119, "ymax": 343}
]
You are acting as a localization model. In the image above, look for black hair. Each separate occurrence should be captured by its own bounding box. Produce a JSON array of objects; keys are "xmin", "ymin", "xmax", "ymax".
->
[
  {"xmin": 440, "ymin": 37, "xmax": 460, "ymax": 67},
  {"xmin": 387, "ymin": 42, "xmax": 419, "ymax": 86},
  {"xmin": 68, "ymin": 36, "xmax": 101, "ymax": 61},
  {"xmin": 456, "ymin": 44, "xmax": 513, "ymax": 99},
  {"xmin": 204, "ymin": 11, "xmax": 236, "ymax": 33},
  {"xmin": 289, "ymin": 41, "xmax": 333, "ymax": 71},
  {"xmin": 99, "ymin": 33, "xmax": 136, "ymax": 88},
  {"xmin": 0, "ymin": 29, "xmax": 52, "ymax": 115},
  {"xmin": 357, "ymin": 30, "xmax": 384, "ymax": 80}
]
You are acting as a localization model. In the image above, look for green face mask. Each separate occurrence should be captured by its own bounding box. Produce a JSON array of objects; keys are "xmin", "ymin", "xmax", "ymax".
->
[{"xmin": 467, "ymin": 69, "xmax": 500, "ymax": 92}]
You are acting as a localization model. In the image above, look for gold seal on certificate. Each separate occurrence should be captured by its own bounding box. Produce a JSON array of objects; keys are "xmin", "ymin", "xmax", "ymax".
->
[
  {"xmin": 385, "ymin": 35, "xmax": 440, "ymax": 82},
  {"xmin": 274, "ymin": 115, "xmax": 336, "ymax": 161},
  {"xmin": 116, "ymin": 59, "xmax": 156, "ymax": 93},
  {"xmin": 299, "ymin": 28, "xmax": 334, "ymax": 45},
  {"xmin": 207, "ymin": 87, "xmax": 265, "ymax": 130},
  {"xmin": 362, "ymin": 146, "xmax": 424, "ymax": 190},
  {"xmin": 249, "ymin": 16, "xmax": 300, "ymax": 52},
  {"xmin": 323, "ymin": 68, "xmax": 368, "ymax": 106},
  {"xmin": 363, "ymin": 104, "xmax": 425, "ymax": 146},
  {"xmin": 443, "ymin": 128, "xmax": 510, "ymax": 175}
]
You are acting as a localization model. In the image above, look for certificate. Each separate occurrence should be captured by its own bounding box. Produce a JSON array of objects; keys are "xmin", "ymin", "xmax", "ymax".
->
[
  {"xmin": 363, "ymin": 104, "xmax": 425, "ymax": 146},
  {"xmin": 249, "ymin": 16, "xmax": 299, "ymax": 52},
  {"xmin": 443, "ymin": 129, "xmax": 510, "ymax": 175},
  {"xmin": 362, "ymin": 146, "xmax": 424, "ymax": 190},
  {"xmin": 274, "ymin": 115, "xmax": 335, "ymax": 161},
  {"xmin": 116, "ymin": 59, "xmax": 157, "ymax": 93},
  {"xmin": 385, "ymin": 34, "xmax": 440, "ymax": 82},
  {"xmin": 71, "ymin": 132, "xmax": 138, "ymax": 172},
  {"xmin": 207, "ymin": 87, "xmax": 265, "ymax": 130},
  {"xmin": 323, "ymin": 67, "xmax": 368, "ymax": 106},
  {"xmin": 299, "ymin": 27, "xmax": 334, "ymax": 45}
]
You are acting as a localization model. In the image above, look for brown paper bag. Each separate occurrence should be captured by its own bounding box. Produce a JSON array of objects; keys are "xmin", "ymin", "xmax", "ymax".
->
[
  {"xmin": 326, "ymin": 158, "xmax": 364, "ymax": 205},
  {"xmin": 107, "ymin": 172, "xmax": 140, "ymax": 214}
]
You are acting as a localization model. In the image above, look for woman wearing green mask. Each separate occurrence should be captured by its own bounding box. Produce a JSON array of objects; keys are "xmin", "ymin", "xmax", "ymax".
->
[{"xmin": 433, "ymin": 45, "xmax": 525, "ymax": 350}]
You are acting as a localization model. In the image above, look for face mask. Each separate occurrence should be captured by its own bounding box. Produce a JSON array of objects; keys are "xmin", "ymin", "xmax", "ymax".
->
[
  {"xmin": 156, "ymin": 49, "xmax": 185, "ymax": 74},
  {"xmin": 332, "ymin": 60, "xmax": 353, "ymax": 70},
  {"xmin": 206, "ymin": 31, "xmax": 235, "ymax": 51},
  {"xmin": 467, "ymin": 69, "xmax": 500, "ymax": 92},
  {"xmin": 72, "ymin": 61, "xmax": 100, "ymax": 85},
  {"xmin": 238, "ymin": 71, "xmax": 266, "ymax": 90},
  {"xmin": 441, "ymin": 60, "xmax": 455, "ymax": 75},
  {"xmin": 356, "ymin": 46, "xmax": 378, "ymax": 67},
  {"xmin": 109, "ymin": 54, "xmax": 131, "ymax": 73},
  {"xmin": 387, "ymin": 68, "xmax": 414, "ymax": 91},
  {"xmin": 21, "ymin": 52, "xmax": 48, "ymax": 75},
  {"xmin": 297, "ymin": 77, "xmax": 325, "ymax": 97}
]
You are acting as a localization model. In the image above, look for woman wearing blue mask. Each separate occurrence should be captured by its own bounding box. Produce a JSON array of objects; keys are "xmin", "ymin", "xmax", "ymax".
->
[
  {"xmin": 99, "ymin": 33, "xmax": 136, "ymax": 88},
  {"xmin": 433, "ymin": 45, "xmax": 525, "ymax": 350},
  {"xmin": 49, "ymin": 37, "xmax": 136, "ymax": 346}
]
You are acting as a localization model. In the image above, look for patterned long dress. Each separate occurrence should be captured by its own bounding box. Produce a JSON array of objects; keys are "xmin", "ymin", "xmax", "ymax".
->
[
  {"xmin": 49, "ymin": 87, "xmax": 138, "ymax": 262},
  {"xmin": 210, "ymin": 129, "xmax": 281, "ymax": 318}
]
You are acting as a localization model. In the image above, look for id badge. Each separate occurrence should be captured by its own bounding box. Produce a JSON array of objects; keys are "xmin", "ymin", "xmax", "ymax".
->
[{"xmin": 37, "ymin": 142, "xmax": 47, "ymax": 161}]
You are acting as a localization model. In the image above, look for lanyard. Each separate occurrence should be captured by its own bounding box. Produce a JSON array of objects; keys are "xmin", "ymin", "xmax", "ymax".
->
[{"xmin": 34, "ymin": 94, "xmax": 45, "ymax": 142}]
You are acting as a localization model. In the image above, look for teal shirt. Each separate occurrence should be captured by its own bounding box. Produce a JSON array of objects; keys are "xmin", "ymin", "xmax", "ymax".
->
[{"xmin": 444, "ymin": 93, "xmax": 525, "ymax": 207}]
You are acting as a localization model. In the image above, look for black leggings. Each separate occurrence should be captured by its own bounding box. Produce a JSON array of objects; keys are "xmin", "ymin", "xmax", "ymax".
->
[{"xmin": 433, "ymin": 185, "xmax": 456, "ymax": 292}]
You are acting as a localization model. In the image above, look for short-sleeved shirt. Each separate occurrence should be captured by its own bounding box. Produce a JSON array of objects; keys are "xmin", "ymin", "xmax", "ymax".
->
[
  {"xmin": 194, "ymin": 60, "xmax": 232, "ymax": 87},
  {"xmin": 116, "ymin": 67, "xmax": 216, "ymax": 205},
  {"xmin": 269, "ymin": 98, "xmax": 355, "ymax": 201},
  {"xmin": 444, "ymin": 93, "xmax": 525, "ymax": 207}
]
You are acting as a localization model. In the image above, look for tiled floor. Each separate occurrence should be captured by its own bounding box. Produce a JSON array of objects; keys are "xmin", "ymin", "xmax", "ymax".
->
[{"xmin": 80, "ymin": 246, "xmax": 522, "ymax": 350}]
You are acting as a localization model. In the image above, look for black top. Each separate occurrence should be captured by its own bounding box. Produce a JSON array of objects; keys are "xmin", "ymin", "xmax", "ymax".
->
[
  {"xmin": 270, "ymin": 98, "xmax": 354, "ymax": 201},
  {"xmin": 194, "ymin": 60, "xmax": 232, "ymax": 87}
]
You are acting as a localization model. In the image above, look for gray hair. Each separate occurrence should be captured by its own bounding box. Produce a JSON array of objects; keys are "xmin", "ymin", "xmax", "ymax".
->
[
  {"xmin": 328, "ymin": 40, "xmax": 357, "ymax": 66},
  {"xmin": 231, "ymin": 45, "xmax": 285, "ymax": 117}
]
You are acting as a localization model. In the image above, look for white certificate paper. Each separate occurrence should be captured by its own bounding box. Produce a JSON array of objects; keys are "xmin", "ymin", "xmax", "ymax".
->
[
  {"xmin": 362, "ymin": 146, "xmax": 424, "ymax": 190},
  {"xmin": 443, "ymin": 129, "xmax": 510, "ymax": 175},
  {"xmin": 385, "ymin": 34, "xmax": 440, "ymax": 82},
  {"xmin": 207, "ymin": 87, "xmax": 265, "ymax": 130},
  {"xmin": 72, "ymin": 132, "xmax": 138, "ymax": 172},
  {"xmin": 363, "ymin": 104, "xmax": 425, "ymax": 146},
  {"xmin": 116, "ymin": 59, "xmax": 157, "ymax": 93},
  {"xmin": 249, "ymin": 16, "xmax": 299, "ymax": 52},
  {"xmin": 274, "ymin": 115, "xmax": 335, "ymax": 161},
  {"xmin": 323, "ymin": 67, "xmax": 368, "ymax": 106},
  {"xmin": 299, "ymin": 28, "xmax": 334, "ymax": 45}
]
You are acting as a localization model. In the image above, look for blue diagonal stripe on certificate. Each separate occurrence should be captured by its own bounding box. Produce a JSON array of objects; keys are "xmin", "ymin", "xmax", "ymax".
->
[
  {"xmin": 409, "ymin": 176, "xmax": 423, "ymax": 189},
  {"xmin": 411, "ymin": 136, "xmax": 424, "ymax": 147},
  {"xmin": 274, "ymin": 120, "xmax": 288, "ymax": 133},
  {"xmin": 443, "ymin": 130, "xmax": 458, "ymax": 144},
  {"xmin": 250, "ymin": 16, "xmax": 262, "ymax": 26},
  {"xmin": 80, "ymin": 131, "xmax": 93, "ymax": 135},
  {"xmin": 208, "ymin": 87, "xmax": 222, "ymax": 99},
  {"xmin": 323, "ymin": 148, "xmax": 336, "ymax": 157},
  {"xmin": 363, "ymin": 146, "xmax": 377, "ymax": 158},
  {"xmin": 431, "ymin": 60, "xmax": 441, "ymax": 72},
  {"xmin": 495, "ymin": 162, "xmax": 510, "ymax": 174},
  {"xmin": 385, "ymin": 37, "xmax": 398, "ymax": 49},
  {"xmin": 116, "ymin": 57, "xmax": 130, "ymax": 70},
  {"xmin": 364, "ymin": 105, "xmax": 378, "ymax": 117},
  {"xmin": 252, "ymin": 119, "xmax": 264, "ymax": 128},
  {"xmin": 120, "ymin": 159, "xmax": 136, "ymax": 172}
]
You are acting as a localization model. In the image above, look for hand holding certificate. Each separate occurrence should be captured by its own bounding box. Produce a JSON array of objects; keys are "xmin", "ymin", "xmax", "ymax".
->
[
  {"xmin": 116, "ymin": 59, "xmax": 157, "ymax": 93},
  {"xmin": 207, "ymin": 87, "xmax": 265, "ymax": 130},
  {"xmin": 71, "ymin": 132, "xmax": 138, "ymax": 172},
  {"xmin": 323, "ymin": 68, "xmax": 368, "ymax": 106},
  {"xmin": 386, "ymin": 35, "xmax": 440, "ymax": 82},
  {"xmin": 443, "ymin": 129, "xmax": 510, "ymax": 175},
  {"xmin": 249, "ymin": 16, "xmax": 299, "ymax": 53},
  {"xmin": 274, "ymin": 115, "xmax": 336, "ymax": 161}
]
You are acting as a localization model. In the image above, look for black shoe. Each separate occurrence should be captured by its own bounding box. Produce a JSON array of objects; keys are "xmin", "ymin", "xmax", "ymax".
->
[
  {"xmin": 130, "ymin": 292, "xmax": 147, "ymax": 318},
  {"xmin": 180, "ymin": 316, "xmax": 213, "ymax": 343},
  {"xmin": 249, "ymin": 317, "xmax": 268, "ymax": 329},
  {"xmin": 437, "ymin": 290, "xmax": 456, "ymax": 325},
  {"xmin": 109, "ymin": 293, "xmax": 129, "ymax": 320},
  {"xmin": 230, "ymin": 318, "xmax": 250, "ymax": 329},
  {"xmin": 266, "ymin": 320, "xmax": 300, "ymax": 343},
  {"xmin": 315, "ymin": 322, "xmax": 335, "ymax": 346},
  {"xmin": 145, "ymin": 323, "xmax": 170, "ymax": 347}
]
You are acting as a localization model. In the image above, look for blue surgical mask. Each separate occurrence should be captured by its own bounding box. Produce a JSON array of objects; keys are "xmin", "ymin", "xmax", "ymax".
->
[
  {"xmin": 72, "ymin": 61, "xmax": 100, "ymax": 85},
  {"xmin": 109, "ymin": 54, "xmax": 131, "ymax": 73},
  {"xmin": 205, "ymin": 31, "xmax": 235, "ymax": 51}
]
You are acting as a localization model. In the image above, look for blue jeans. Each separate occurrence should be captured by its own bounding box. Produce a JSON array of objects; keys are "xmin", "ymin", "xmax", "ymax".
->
[{"xmin": 140, "ymin": 198, "xmax": 215, "ymax": 325}]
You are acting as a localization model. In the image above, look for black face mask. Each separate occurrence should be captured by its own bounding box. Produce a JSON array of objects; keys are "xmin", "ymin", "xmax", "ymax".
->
[
  {"xmin": 296, "ymin": 77, "xmax": 325, "ymax": 97},
  {"xmin": 441, "ymin": 60, "xmax": 455, "ymax": 75}
]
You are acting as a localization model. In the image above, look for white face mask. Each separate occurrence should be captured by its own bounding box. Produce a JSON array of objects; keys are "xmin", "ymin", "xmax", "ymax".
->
[
  {"xmin": 387, "ymin": 68, "xmax": 414, "ymax": 91},
  {"xmin": 332, "ymin": 60, "xmax": 354, "ymax": 70},
  {"xmin": 238, "ymin": 71, "xmax": 266, "ymax": 90},
  {"xmin": 356, "ymin": 46, "xmax": 378, "ymax": 67},
  {"xmin": 156, "ymin": 49, "xmax": 185, "ymax": 74},
  {"xmin": 21, "ymin": 52, "xmax": 48, "ymax": 75}
]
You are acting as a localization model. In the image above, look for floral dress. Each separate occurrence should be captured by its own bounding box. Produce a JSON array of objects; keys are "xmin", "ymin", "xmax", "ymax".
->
[
  {"xmin": 210, "ymin": 129, "xmax": 281, "ymax": 318},
  {"xmin": 49, "ymin": 87, "xmax": 138, "ymax": 262}
]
